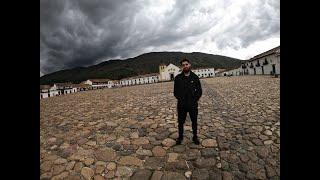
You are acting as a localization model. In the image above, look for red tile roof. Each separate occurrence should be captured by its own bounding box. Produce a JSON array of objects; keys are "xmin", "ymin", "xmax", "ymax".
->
[
  {"xmin": 88, "ymin": 79, "xmax": 112, "ymax": 83},
  {"xmin": 40, "ymin": 85, "xmax": 51, "ymax": 90},
  {"xmin": 72, "ymin": 84, "xmax": 91, "ymax": 88},
  {"xmin": 120, "ymin": 73, "xmax": 159, "ymax": 80},
  {"xmin": 192, "ymin": 67, "xmax": 214, "ymax": 71},
  {"xmin": 55, "ymin": 82, "xmax": 73, "ymax": 86}
]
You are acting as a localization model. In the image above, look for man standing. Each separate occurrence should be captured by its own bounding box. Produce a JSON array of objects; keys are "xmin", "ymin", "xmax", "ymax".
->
[{"xmin": 174, "ymin": 58, "xmax": 202, "ymax": 145}]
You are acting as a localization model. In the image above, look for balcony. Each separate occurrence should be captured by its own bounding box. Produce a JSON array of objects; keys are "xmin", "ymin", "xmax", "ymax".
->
[{"xmin": 263, "ymin": 59, "xmax": 269, "ymax": 65}]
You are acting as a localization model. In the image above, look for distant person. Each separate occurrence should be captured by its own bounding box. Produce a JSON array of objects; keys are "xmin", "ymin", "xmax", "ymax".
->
[{"xmin": 174, "ymin": 58, "xmax": 202, "ymax": 145}]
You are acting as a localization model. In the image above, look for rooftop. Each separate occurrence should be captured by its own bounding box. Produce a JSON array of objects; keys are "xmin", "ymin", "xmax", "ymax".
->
[
  {"xmin": 120, "ymin": 73, "xmax": 159, "ymax": 80},
  {"xmin": 40, "ymin": 85, "xmax": 51, "ymax": 90},
  {"xmin": 248, "ymin": 46, "xmax": 280, "ymax": 62},
  {"xmin": 72, "ymin": 84, "xmax": 91, "ymax": 88},
  {"xmin": 55, "ymin": 82, "xmax": 73, "ymax": 86},
  {"xmin": 88, "ymin": 79, "xmax": 112, "ymax": 83}
]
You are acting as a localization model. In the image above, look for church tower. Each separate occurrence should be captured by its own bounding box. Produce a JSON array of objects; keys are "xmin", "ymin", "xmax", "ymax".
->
[{"xmin": 159, "ymin": 63, "xmax": 166, "ymax": 81}]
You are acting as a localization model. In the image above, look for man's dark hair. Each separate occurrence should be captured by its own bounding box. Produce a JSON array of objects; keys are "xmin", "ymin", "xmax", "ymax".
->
[{"xmin": 180, "ymin": 58, "xmax": 191, "ymax": 65}]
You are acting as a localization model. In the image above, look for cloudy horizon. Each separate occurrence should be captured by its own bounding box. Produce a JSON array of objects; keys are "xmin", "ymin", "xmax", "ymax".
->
[{"xmin": 40, "ymin": 0, "xmax": 280, "ymax": 76}]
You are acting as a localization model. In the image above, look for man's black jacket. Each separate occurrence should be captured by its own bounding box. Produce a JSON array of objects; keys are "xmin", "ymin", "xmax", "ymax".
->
[{"xmin": 174, "ymin": 71, "xmax": 202, "ymax": 109}]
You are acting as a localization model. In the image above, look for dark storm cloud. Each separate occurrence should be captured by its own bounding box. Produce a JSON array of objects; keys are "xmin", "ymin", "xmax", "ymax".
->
[
  {"xmin": 40, "ymin": 0, "xmax": 142, "ymax": 75},
  {"xmin": 40, "ymin": 0, "xmax": 280, "ymax": 76}
]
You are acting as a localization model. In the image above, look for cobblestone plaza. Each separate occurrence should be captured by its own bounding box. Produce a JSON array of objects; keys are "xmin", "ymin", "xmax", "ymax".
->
[{"xmin": 40, "ymin": 76, "xmax": 280, "ymax": 180}]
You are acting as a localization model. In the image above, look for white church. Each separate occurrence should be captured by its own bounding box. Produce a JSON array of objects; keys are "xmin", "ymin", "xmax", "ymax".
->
[
  {"xmin": 119, "ymin": 63, "xmax": 215, "ymax": 86},
  {"xmin": 159, "ymin": 63, "xmax": 215, "ymax": 81},
  {"xmin": 158, "ymin": 63, "xmax": 181, "ymax": 81}
]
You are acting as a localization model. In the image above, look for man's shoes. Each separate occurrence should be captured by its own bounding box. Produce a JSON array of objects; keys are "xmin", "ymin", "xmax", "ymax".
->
[
  {"xmin": 193, "ymin": 136, "xmax": 200, "ymax": 145},
  {"xmin": 176, "ymin": 138, "xmax": 183, "ymax": 145}
]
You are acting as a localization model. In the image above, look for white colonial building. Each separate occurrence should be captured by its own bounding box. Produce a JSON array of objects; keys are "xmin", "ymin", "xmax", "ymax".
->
[
  {"xmin": 193, "ymin": 68, "xmax": 215, "ymax": 78},
  {"xmin": 108, "ymin": 80, "xmax": 121, "ymax": 88},
  {"xmin": 228, "ymin": 67, "xmax": 242, "ymax": 76},
  {"xmin": 48, "ymin": 84, "xmax": 60, "ymax": 96},
  {"xmin": 40, "ymin": 85, "xmax": 50, "ymax": 99},
  {"xmin": 83, "ymin": 79, "xmax": 112, "ymax": 89},
  {"xmin": 159, "ymin": 63, "xmax": 215, "ymax": 80},
  {"xmin": 40, "ymin": 84, "xmax": 62, "ymax": 99},
  {"xmin": 120, "ymin": 73, "xmax": 159, "ymax": 86},
  {"xmin": 55, "ymin": 82, "xmax": 77, "ymax": 94},
  {"xmin": 217, "ymin": 46, "xmax": 280, "ymax": 77},
  {"xmin": 159, "ymin": 63, "xmax": 181, "ymax": 81},
  {"xmin": 241, "ymin": 46, "xmax": 280, "ymax": 76},
  {"xmin": 216, "ymin": 67, "xmax": 242, "ymax": 77},
  {"xmin": 73, "ymin": 83, "xmax": 92, "ymax": 92}
]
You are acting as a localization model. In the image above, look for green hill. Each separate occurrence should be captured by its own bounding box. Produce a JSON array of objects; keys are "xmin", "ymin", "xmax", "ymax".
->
[{"xmin": 40, "ymin": 52, "xmax": 243, "ymax": 85}]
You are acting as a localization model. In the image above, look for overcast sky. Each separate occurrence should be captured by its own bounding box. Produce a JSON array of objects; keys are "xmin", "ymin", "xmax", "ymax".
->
[{"xmin": 40, "ymin": 0, "xmax": 280, "ymax": 76}]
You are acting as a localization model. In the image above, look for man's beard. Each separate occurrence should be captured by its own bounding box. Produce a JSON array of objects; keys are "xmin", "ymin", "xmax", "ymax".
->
[{"xmin": 183, "ymin": 68, "xmax": 190, "ymax": 73}]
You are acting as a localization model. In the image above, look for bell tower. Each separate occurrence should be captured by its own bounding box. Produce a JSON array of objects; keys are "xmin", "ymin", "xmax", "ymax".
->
[{"xmin": 159, "ymin": 63, "xmax": 166, "ymax": 81}]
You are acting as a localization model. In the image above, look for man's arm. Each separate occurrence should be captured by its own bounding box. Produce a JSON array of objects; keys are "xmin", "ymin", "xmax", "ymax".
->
[
  {"xmin": 174, "ymin": 76, "xmax": 179, "ymax": 99},
  {"xmin": 195, "ymin": 78, "xmax": 202, "ymax": 101}
]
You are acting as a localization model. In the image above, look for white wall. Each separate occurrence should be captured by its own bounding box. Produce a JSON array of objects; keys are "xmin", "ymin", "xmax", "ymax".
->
[
  {"xmin": 40, "ymin": 92, "xmax": 48, "ymax": 99},
  {"xmin": 92, "ymin": 84, "xmax": 108, "ymax": 88},
  {"xmin": 275, "ymin": 56, "xmax": 280, "ymax": 74},
  {"xmin": 120, "ymin": 75, "xmax": 158, "ymax": 86},
  {"xmin": 248, "ymin": 68, "xmax": 255, "ymax": 75},
  {"xmin": 255, "ymin": 65, "xmax": 263, "ymax": 75},
  {"xmin": 160, "ymin": 64, "xmax": 180, "ymax": 81},
  {"xmin": 263, "ymin": 64, "xmax": 273, "ymax": 75},
  {"xmin": 242, "ymin": 53, "xmax": 280, "ymax": 75},
  {"xmin": 64, "ymin": 89, "xmax": 73, "ymax": 94},
  {"xmin": 193, "ymin": 68, "xmax": 215, "ymax": 78},
  {"xmin": 50, "ymin": 84, "xmax": 58, "ymax": 91},
  {"xmin": 49, "ymin": 90, "xmax": 60, "ymax": 97},
  {"xmin": 107, "ymin": 81, "xmax": 114, "ymax": 88},
  {"xmin": 227, "ymin": 68, "xmax": 241, "ymax": 76},
  {"xmin": 84, "ymin": 80, "xmax": 93, "ymax": 85}
]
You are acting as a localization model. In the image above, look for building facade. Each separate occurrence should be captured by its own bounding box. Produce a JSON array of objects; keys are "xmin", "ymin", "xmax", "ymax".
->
[
  {"xmin": 218, "ymin": 46, "xmax": 280, "ymax": 77},
  {"xmin": 83, "ymin": 79, "xmax": 111, "ymax": 89},
  {"xmin": 40, "ymin": 84, "xmax": 61, "ymax": 99},
  {"xmin": 159, "ymin": 63, "xmax": 216, "ymax": 80},
  {"xmin": 73, "ymin": 83, "xmax": 92, "ymax": 92},
  {"xmin": 120, "ymin": 73, "xmax": 159, "ymax": 86},
  {"xmin": 193, "ymin": 68, "xmax": 215, "ymax": 78},
  {"xmin": 40, "ymin": 85, "xmax": 50, "ymax": 99},
  {"xmin": 241, "ymin": 46, "xmax": 280, "ymax": 76},
  {"xmin": 55, "ymin": 82, "xmax": 77, "ymax": 94},
  {"xmin": 159, "ymin": 63, "xmax": 181, "ymax": 81}
]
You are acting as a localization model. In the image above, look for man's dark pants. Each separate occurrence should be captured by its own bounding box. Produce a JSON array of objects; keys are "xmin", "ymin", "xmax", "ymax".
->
[{"xmin": 177, "ymin": 104, "xmax": 198, "ymax": 139}]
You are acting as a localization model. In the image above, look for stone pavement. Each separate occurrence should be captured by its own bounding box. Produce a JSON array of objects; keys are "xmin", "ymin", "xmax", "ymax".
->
[{"xmin": 40, "ymin": 76, "xmax": 280, "ymax": 180}]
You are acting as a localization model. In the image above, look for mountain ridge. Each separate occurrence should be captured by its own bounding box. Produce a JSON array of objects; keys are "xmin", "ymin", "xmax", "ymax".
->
[{"xmin": 40, "ymin": 51, "xmax": 243, "ymax": 85}]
